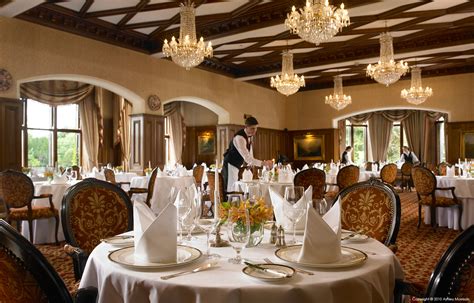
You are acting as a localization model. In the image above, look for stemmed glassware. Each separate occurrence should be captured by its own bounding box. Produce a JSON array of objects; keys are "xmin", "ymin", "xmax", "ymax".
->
[
  {"xmin": 195, "ymin": 199, "xmax": 220, "ymax": 259},
  {"xmin": 183, "ymin": 187, "xmax": 201, "ymax": 241},
  {"xmin": 313, "ymin": 198, "xmax": 328, "ymax": 216},
  {"xmin": 283, "ymin": 186, "xmax": 306, "ymax": 244},
  {"xmin": 174, "ymin": 188, "xmax": 192, "ymax": 244},
  {"xmin": 226, "ymin": 204, "xmax": 250, "ymax": 264}
]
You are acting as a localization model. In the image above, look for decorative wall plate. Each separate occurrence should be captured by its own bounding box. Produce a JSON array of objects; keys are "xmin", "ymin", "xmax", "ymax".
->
[
  {"xmin": 0, "ymin": 69, "xmax": 13, "ymax": 92},
  {"xmin": 147, "ymin": 94, "xmax": 161, "ymax": 111}
]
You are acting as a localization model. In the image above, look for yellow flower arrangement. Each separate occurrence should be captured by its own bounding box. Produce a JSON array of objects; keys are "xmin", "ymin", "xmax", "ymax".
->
[
  {"xmin": 220, "ymin": 198, "xmax": 273, "ymax": 233},
  {"xmin": 21, "ymin": 167, "xmax": 31, "ymax": 174},
  {"xmin": 115, "ymin": 166, "xmax": 124, "ymax": 172},
  {"xmin": 144, "ymin": 167, "xmax": 153, "ymax": 176},
  {"xmin": 43, "ymin": 170, "xmax": 54, "ymax": 178}
]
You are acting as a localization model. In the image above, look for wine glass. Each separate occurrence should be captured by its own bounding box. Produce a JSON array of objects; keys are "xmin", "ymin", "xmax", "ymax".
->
[
  {"xmin": 313, "ymin": 198, "xmax": 328, "ymax": 216},
  {"xmin": 283, "ymin": 186, "xmax": 306, "ymax": 244},
  {"xmin": 174, "ymin": 188, "xmax": 192, "ymax": 244},
  {"xmin": 70, "ymin": 171, "xmax": 77, "ymax": 182},
  {"xmin": 247, "ymin": 184, "xmax": 261, "ymax": 204},
  {"xmin": 195, "ymin": 217, "xmax": 219, "ymax": 259},
  {"xmin": 183, "ymin": 187, "xmax": 201, "ymax": 241},
  {"xmin": 226, "ymin": 206, "xmax": 250, "ymax": 264}
]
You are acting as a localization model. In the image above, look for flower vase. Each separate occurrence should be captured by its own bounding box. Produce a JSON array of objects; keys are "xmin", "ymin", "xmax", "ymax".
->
[
  {"xmin": 47, "ymin": 177, "xmax": 53, "ymax": 184},
  {"xmin": 246, "ymin": 223, "xmax": 264, "ymax": 247}
]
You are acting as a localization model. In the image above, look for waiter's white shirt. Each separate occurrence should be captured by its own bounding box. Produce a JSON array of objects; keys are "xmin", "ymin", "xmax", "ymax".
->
[{"xmin": 227, "ymin": 134, "xmax": 262, "ymax": 192}]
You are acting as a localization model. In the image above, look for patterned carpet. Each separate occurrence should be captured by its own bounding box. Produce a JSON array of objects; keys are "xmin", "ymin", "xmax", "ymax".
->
[{"xmin": 35, "ymin": 191, "xmax": 460, "ymax": 294}]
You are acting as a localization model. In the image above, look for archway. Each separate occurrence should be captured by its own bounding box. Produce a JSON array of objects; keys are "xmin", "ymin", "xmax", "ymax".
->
[
  {"xmin": 16, "ymin": 74, "xmax": 146, "ymax": 113},
  {"xmin": 163, "ymin": 96, "xmax": 230, "ymax": 124}
]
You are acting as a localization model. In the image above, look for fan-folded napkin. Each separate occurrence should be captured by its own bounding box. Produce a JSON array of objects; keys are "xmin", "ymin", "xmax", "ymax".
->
[
  {"xmin": 241, "ymin": 169, "xmax": 253, "ymax": 181},
  {"xmin": 269, "ymin": 186, "xmax": 312, "ymax": 231},
  {"xmin": 297, "ymin": 199, "xmax": 341, "ymax": 264},
  {"xmin": 134, "ymin": 200, "xmax": 177, "ymax": 263},
  {"xmin": 446, "ymin": 166, "xmax": 455, "ymax": 177},
  {"xmin": 52, "ymin": 174, "xmax": 68, "ymax": 184}
]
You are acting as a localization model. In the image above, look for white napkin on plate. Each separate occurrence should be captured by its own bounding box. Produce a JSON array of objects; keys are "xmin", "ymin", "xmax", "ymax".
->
[
  {"xmin": 242, "ymin": 169, "xmax": 253, "ymax": 181},
  {"xmin": 269, "ymin": 186, "xmax": 312, "ymax": 231},
  {"xmin": 302, "ymin": 164, "xmax": 309, "ymax": 170},
  {"xmin": 157, "ymin": 168, "xmax": 166, "ymax": 177},
  {"xmin": 134, "ymin": 200, "xmax": 177, "ymax": 263},
  {"xmin": 52, "ymin": 174, "xmax": 68, "ymax": 184},
  {"xmin": 297, "ymin": 199, "xmax": 342, "ymax": 264},
  {"xmin": 446, "ymin": 166, "xmax": 455, "ymax": 177}
]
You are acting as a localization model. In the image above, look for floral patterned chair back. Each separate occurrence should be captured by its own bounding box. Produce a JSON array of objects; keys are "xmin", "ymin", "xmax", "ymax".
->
[
  {"xmin": 336, "ymin": 178, "xmax": 401, "ymax": 248},
  {"xmin": 0, "ymin": 219, "xmax": 74, "ymax": 303},
  {"xmin": 193, "ymin": 165, "xmax": 205, "ymax": 185},
  {"xmin": 0, "ymin": 170, "xmax": 34, "ymax": 209},
  {"xmin": 103, "ymin": 168, "xmax": 117, "ymax": 184},
  {"xmin": 380, "ymin": 163, "xmax": 398, "ymax": 185},
  {"xmin": 294, "ymin": 168, "xmax": 326, "ymax": 200},
  {"xmin": 426, "ymin": 225, "xmax": 474, "ymax": 300},
  {"xmin": 62, "ymin": 178, "xmax": 133, "ymax": 280},
  {"xmin": 337, "ymin": 165, "xmax": 360, "ymax": 190},
  {"xmin": 437, "ymin": 162, "xmax": 450, "ymax": 176},
  {"xmin": 412, "ymin": 166, "xmax": 436, "ymax": 196}
]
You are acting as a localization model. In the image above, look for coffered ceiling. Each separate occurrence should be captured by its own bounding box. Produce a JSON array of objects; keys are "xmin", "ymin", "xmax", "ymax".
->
[{"xmin": 3, "ymin": 0, "xmax": 474, "ymax": 91}]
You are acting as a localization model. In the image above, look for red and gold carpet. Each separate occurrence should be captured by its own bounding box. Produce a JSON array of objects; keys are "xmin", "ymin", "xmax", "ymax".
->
[{"xmin": 35, "ymin": 191, "xmax": 460, "ymax": 294}]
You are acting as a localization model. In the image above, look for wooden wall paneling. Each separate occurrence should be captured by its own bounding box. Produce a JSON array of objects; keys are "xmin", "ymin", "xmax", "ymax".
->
[
  {"xmin": 446, "ymin": 121, "xmax": 474, "ymax": 163},
  {"xmin": 0, "ymin": 98, "xmax": 23, "ymax": 171}
]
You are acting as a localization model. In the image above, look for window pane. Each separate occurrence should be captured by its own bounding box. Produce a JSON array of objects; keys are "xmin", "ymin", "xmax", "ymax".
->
[
  {"xmin": 387, "ymin": 125, "xmax": 401, "ymax": 163},
  {"xmin": 27, "ymin": 130, "xmax": 52, "ymax": 167},
  {"xmin": 345, "ymin": 126, "xmax": 351, "ymax": 147},
  {"xmin": 57, "ymin": 104, "xmax": 79, "ymax": 129},
  {"xmin": 57, "ymin": 132, "xmax": 80, "ymax": 167},
  {"xmin": 352, "ymin": 126, "xmax": 366, "ymax": 164},
  {"xmin": 438, "ymin": 122, "xmax": 446, "ymax": 163},
  {"xmin": 27, "ymin": 100, "xmax": 52, "ymax": 129}
]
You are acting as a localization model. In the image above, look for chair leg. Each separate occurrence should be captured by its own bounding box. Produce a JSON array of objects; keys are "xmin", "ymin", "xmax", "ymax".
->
[
  {"xmin": 458, "ymin": 204, "xmax": 463, "ymax": 231},
  {"xmin": 28, "ymin": 219, "xmax": 34, "ymax": 243},
  {"xmin": 417, "ymin": 204, "xmax": 421, "ymax": 228},
  {"xmin": 54, "ymin": 214, "xmax": 59, "ymax": 245},
  {"xmin": 430, "ymin": 206, "xmax": 436, "ymax": 228}
]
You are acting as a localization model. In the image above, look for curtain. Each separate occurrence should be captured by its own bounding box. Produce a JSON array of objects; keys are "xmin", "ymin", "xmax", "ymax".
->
[
  {"xmin": 79, "ymin": 89, "xmax": 99, "ymax": 172},
  {"xmin": 402, "ymin": 111, "xmax": 427, "ymax": 162},
  {"xmin": 20, "ymin": 80, "xmax": 94, "ymax": 105},
  {"xmin": 424, "ymin": 112, "xmax": 446, "ymax": 165},
  {"xmin": 348, "ymin": 112, "xmax": 373, "ymax": 124},
  {"xmin": 117, "ymin": 96, "xmax": 132, "ymax": 171},
  {"xmin": 164, "ymin": 102, "xmax": 186, "ymax": 164},
  {"xmin": 368, "ymin": 114, "xmax": 393, "ymax": 162},
  {"xmin": 381, "ymin": 110, "xmax": 413, "ymax": 122},
  {"xmin": 337, "ymin": 119, "xmax": 346, "ymax": 162}
]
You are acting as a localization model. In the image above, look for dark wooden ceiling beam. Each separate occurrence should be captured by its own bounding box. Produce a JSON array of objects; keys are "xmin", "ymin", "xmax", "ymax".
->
[
  {"xmin": 117, "ymin": 0, "xmax": 150, "ymax": 28},
  {"xmin": 79, "ymin": 0, "xmax": 94, "ymax": 17}
]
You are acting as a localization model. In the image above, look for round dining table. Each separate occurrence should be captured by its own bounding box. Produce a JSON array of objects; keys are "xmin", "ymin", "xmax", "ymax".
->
[{"xmin": 80, "ymin": 231, "xmax": 403, "ymax": 303}]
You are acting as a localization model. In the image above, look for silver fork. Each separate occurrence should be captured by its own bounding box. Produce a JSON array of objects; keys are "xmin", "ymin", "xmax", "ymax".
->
[{"xmin": 263, "ymin": 257, "xmax": 314, "ymax": 275}]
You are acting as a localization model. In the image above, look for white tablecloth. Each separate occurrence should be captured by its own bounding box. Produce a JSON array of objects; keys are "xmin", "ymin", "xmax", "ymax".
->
[
  {"xmin": 326, "ymin": 171, "xmax": 380, "ymax": 192},
  {"xmin": 129, "ymin": 176, "xmax": 150, "ymax": 203},
  {"xmin": 423, "ymin": 176, "xmax": 474, "ymax": 230},
  {"xmin": 149, "ymin": 176, "xmax": 196, "ymax": 213},
  {"xmin": 80, "ymin": 232, "xmax": 403, "ymax": 303},
  {"xmin": 235, "ymin": 181, "xmax": 293, "ymax": 206},
  {"xmin": 21, "ymin": 181, "xmax": 75, "ymax": 244}
]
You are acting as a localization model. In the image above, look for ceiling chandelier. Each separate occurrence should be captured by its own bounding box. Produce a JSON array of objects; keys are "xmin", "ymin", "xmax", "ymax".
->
[
  {"xmin": 285, "ymin": 0, "xmax": 350, "ymax": 45},
  {"xmin": 162, "ymin": 1, "xmax": 213, "ymax": 70},
  {"xmin": 366, "ymin": 32, "xmax": 409, "ymax": 86},
  {"xmin": 325, "ymin": 75, "xmax": 351, "ymax": 110},
  {"xmin": 401, "ymin": 66, "xmax": 433, "ymax": 105},
  {"xmin": 270, "ymin": 50, "xmax": 305, "ymax": 96}
]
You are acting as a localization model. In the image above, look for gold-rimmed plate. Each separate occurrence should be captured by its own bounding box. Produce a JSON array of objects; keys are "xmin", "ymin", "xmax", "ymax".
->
[
  {"xmin": 275, "ymin": 245, "xmax": 367, "ymax": 269},
  {"xmin": 108, "ymin": 245, "xmax": 202, "ymax": 270},
  {"xmin": 242, "ymin": 263, "xmax": 295, "ymax": 282},
  {"xmin": 101, "ymin": 235, "xmax": 134, "ymax": 246}
]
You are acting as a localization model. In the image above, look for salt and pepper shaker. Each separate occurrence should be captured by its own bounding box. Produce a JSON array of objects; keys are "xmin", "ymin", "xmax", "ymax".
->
[
  {"xmin": 269, "ymin": 222, "xmax": 278, "ymax": 244},
  {"xmin": 275, "ymin": 225, "xmax": 286, "ymax": 247}
]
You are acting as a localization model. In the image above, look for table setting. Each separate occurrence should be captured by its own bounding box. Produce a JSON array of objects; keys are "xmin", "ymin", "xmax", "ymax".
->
[{"xmin": 80, "ymin": 188, "xmax": 404, "ymax": 303}]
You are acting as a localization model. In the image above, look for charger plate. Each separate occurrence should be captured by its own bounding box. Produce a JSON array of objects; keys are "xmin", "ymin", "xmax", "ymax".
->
[
  {"xmin": 108, "ymin": 245, "xmax": 202, "ymax": 270},
  {"xmin": 242, "ymin": 264, "xmax": 295, "ymax": 282},
  {"xmin": 275, "ymin": 245, "xmax": 367, "ymax": 269}
]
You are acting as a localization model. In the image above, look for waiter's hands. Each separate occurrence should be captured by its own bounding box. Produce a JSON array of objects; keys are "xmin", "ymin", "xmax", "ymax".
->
[{"xmin": 262, "ymin": 160, "xmax": 273, "ymax": 169}]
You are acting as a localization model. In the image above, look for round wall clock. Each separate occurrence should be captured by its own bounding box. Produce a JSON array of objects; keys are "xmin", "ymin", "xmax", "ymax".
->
[
  {"xmin": 0, "ymin": 69, "xmax": 12, "ymax": 92},
  {"xmin": 147, "ymin": 94, "xmax": 161, "ymax": 111}
]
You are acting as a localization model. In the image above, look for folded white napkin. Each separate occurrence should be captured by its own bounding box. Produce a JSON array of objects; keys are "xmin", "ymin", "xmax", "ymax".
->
[
  {"xmin": 92, "ymin": 166, "xmax": 98, "ymax": 173},
  {"xmin": 297, "ymin": 199, "xmax": 342, "ymax": 264},
  {"xmin": 278, "ymin": 169, "xmax": 293, "ymax": 183},
  {"xmin": 52, "ymin": 174, "xmax": 68, "ymax": 184},
  {"xmin": 446, "ymin": 166, "xmax": 455, "ymax": 177},
  {"xmin": 269, "ymin": 186, "xmax": 312, "ymax": 231},
  {"xmin": 157, "ymin": 168, "xmax": 166, "ymax": 177},
  {"xmin": 302, "ymin": 164, "xmax": 309, "ymax": 170},
  {"xmin": 134, "ymin": 200, "xmax": 177, "ymax": 263},
  {"xmin": 242, "ymin": 169, "xmax": 253, "ymax": 181}
]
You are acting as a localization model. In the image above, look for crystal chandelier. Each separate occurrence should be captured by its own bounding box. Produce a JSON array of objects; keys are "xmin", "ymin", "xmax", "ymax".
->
[
  {"xmin": 270, "ymin": 50, "xmax": 305, "ymax": 96},
  {"xmin": 162, "ymin": 1, "xmax": 213, "ymax": 70},
  {"xmin": 325, "ymin": 75, "xmax": 352, "ymax": 110},
  {"xmin": 401, "ymin": 66, "xmax": 433, "ymax": 105},
  {"xmin": 366, "ymin": 32, "xmax": 409, "ymax": 86},
  {"xmin": 285, "ymin": 0, "xmax": 350, "ymax": 45}
]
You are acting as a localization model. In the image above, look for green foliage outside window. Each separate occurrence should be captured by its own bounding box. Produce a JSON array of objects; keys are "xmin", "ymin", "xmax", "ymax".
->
[{"xmin": 387, "ymin": 125, "xmax": 401, "ymax": 163}]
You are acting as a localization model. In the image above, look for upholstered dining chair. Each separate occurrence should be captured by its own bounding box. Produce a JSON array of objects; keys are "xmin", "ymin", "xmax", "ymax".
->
[
  {"xmin": 335, "ymin": 178, "xmax": 401, "ymax": 252},
  {"xmin": 0, "ymin": 169, "xmax": 59, "ymax": 244},
  {"xmin": 325, "ymin": 165, "xmax": 360, "ymax": 202},
  {"xmin": 128, "ymin": 167, "xmax": 158, "ymax": 207},
  {"xmin": 193, "ymin": 165, "xmax": 205, "ymax": 187},
  {"xmin": 0, "ymin": 219, "xmax": 98, "ymax": 303},
  {"xmin": 294, "ymin": 168, "xmax": 326, "ymax": 200},
  {"xmin": 103, "ymin": 168, "xmax": 130, "ymax": 189},
  {"xmin": 400, "ymin": 162, "xmax": 414, "ymax": 191},
  {"xmin": 61, "ymin": 178, "xmax": 133, "ymax": 281},
  {"xmin": 380, "ymin": 163, "xmax": 398, "ymax": 186},
  {"xmin": 395, "ymin": 225, "xmax": 474, "ymax": 302},
  {"xmin": 411, "ymin": 166, "xmax": 463, "ymax": 230},
  {"xmin": 437, "ymin": 162, "xmax": 450, "ymax": 176}
]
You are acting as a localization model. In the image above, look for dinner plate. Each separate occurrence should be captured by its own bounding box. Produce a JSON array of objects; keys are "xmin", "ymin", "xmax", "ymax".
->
[
  {"xmin": 101, "ymin": 235, "xmax": 134, "ymax": 246},
  {"xmin": 341, "ymin": 230, "xmax": 369, "ymax": 242},
  {"xmin": 108, "ymin": 245, "xmax": 202, "ymax": 270},
  {"xmin": 275, "ymin": 245, "xmax": 367, "ymax": 268},
  {"xmin": 242, "ymin": 263, "xmax": 295, "ymax": 282}
]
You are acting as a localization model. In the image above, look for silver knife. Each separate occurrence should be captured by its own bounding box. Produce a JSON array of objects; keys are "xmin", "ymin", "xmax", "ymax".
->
[
  {"xmin": 161, "ymin": 262, "xmax": 217, "ymax": 280},
  {"xmin": 244, "ymin": 262, "xmax": 290, "ymax": 278}
]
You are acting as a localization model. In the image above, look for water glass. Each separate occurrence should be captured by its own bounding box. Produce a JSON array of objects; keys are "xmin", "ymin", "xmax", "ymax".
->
[
  {"xmin": 174, "ymin": 188, "xmax": 192, "ymax": 243},
  {"xmin": 247, "ymin": 184, "xmax": 261, "ymax": 204},
  {"xmin": 283, "ymin": 186, "xmax": 306, "ymax": 244},
  {"xmin": 227, "ymin": 207, "xmax": 250, "ymax": 264},
  {"xmin": 313, "ymin": 198, "xmax": 328, "ymax": 216}
]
